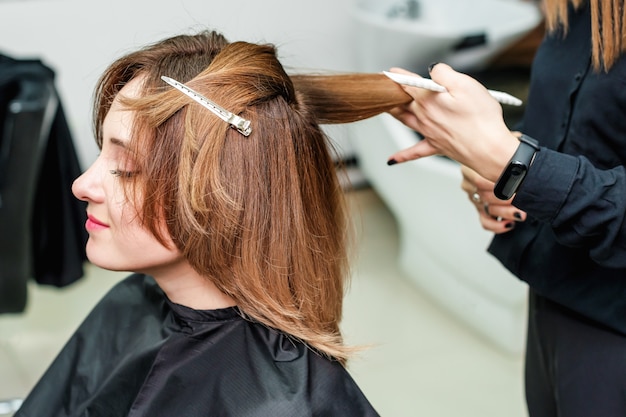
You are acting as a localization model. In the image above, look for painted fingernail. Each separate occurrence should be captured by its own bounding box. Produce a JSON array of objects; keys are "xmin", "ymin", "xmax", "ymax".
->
[
  {"xmin": 504, "ymin": 222, "xmax": 515, "ymax": 229},
  {"xmin": 387, "ymin": 158, "xmax": 398, "ymax": 166},
  {"xmin": 514, "ymin": 212, "xmax": 523, "ymax": 220},
  {"xmin": 428, "ymin": 62, "xmax": 440, "ymax": 73}
]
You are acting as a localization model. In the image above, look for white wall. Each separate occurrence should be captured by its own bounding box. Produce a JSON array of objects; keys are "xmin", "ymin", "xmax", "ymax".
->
[{"xmin": 0, "ymin": 0, "xmax": 358, "ymax": 168}]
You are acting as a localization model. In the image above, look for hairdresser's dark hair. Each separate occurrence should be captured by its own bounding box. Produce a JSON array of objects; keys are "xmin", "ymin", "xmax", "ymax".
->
[{"xmin": 93, "ymin": 30, "xmax": 410, "ymax": 362}]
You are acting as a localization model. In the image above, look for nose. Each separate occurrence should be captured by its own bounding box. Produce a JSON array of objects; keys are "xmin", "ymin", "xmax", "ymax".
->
[{"xmin": 71, "ymin": 158, "xmax": 104, "ymax": 203}]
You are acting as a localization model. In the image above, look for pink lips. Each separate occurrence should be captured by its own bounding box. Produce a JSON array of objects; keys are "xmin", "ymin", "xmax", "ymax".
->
[{"xmin": 85, "ymin": 214, "xmax": 109, "ymax": 231}]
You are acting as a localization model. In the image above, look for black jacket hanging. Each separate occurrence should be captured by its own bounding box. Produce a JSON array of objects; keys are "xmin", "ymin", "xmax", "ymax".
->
[{"xmin": 0, "ymin": 53, "xmax": 87, "ymax": 314}]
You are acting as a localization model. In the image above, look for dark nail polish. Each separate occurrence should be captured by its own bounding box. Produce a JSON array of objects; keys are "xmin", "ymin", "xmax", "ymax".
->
[
  {"xmin": 387, "ymin": 159, "xmax": 398, "ymax": 166},
  {"xmin": 428, "ymin": 62, "xmax": 440, "ymax": 73},
  {"xmin": 514, "ymin": 212, "xmax": 522, "ymax": 220},
  {"xmin": 505, "ymin": 222, "xmax": 515, "ymax": 229}
]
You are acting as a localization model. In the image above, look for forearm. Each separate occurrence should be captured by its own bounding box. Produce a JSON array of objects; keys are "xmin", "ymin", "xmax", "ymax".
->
[{"xmin": 513, "ymin": 149, "xmax": 626, "ymax": 268}]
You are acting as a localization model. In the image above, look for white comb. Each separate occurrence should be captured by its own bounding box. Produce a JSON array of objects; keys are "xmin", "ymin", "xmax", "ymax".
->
[{"xmin": 383, "ymin": 71, "xmax": 522, "ymax": 106}]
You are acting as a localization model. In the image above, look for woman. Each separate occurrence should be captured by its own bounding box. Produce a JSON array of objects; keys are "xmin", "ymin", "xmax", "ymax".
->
[
  {"xmin": 16, "ymin": 31, "xmax": 410, "ymax": 416},
  {"xmin": 388, "ymin": 0, "xmax": 626, "ymax": 415}
]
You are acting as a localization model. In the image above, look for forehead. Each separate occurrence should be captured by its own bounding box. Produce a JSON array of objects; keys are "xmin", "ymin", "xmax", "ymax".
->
[{"xmin": 102, "ymin": 78, "xmax": 145, "ymax": 145}]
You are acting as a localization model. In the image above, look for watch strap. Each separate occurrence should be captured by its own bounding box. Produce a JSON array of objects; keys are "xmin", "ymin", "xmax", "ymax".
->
[{"xmin": 493, "ymin": 134, "xmax": 539, "ymax": 200}]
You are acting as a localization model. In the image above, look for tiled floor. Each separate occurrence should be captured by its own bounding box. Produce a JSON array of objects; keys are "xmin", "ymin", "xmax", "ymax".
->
[{"xmin": 0, "ymin": 187, "xmax": 527, "ymax": 416}]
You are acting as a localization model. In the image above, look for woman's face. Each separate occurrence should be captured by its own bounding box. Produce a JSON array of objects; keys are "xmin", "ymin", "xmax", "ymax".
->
[{"xmin": 72, "ymin": 78, "xmax": 185, "ymax": 275}]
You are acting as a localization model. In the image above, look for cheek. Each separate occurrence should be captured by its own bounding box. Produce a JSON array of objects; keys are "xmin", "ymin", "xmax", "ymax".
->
[
  {"xmin": 105, "ymin": 180, "xmax": 142, "ymax": 228},
  {"xmin": 120, "ymin": 226, "xmax": 182, "ymax": 267},
  {"xmin": 112, "ymin": 199, "xmax": 177, "ymax": 254},
  {"xmin": 114, "ymin": 201, "xmax": 139, "ymax": 229}
]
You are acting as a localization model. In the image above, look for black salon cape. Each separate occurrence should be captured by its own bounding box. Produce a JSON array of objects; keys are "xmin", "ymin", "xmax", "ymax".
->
[{"xmin": 16, "ymin": 274, "xmax": 379, "ymax": 417}]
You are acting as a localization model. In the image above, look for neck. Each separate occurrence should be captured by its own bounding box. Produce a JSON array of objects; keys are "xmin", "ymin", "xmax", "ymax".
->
[{"xmin": 150, "ymin": 262, "xmax": 236, "ymax": 310}]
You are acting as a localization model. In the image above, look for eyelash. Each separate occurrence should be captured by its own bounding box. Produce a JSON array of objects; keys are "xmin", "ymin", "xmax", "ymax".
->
[{"xmin": 109, "ymin": 169, "xmax": 136, "ymax": 178}]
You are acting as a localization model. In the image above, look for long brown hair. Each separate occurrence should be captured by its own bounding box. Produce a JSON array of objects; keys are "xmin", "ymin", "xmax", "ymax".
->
[
  {"xmin": 93, "ymin": 31, "xmax": 410, "ymax": 362},
  {"xmin": 544, "ymin": 0, "xmax": 626, "ymax": 70}
]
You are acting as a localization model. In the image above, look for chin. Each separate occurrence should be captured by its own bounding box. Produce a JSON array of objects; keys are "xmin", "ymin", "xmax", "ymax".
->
[{"xmin": 85, "ymin": 246, "xmax": 130, "ymax": 272}]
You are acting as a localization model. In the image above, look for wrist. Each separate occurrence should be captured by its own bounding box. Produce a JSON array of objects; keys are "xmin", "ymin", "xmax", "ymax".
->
[{"xmin": 480, "ymin": 132, "xmax": 520, "ymax": 182}]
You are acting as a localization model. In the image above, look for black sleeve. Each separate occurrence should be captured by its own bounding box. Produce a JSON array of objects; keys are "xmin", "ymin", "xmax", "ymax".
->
[{"xmin": 513, "ymin": 149, "xmax": 626, "ymax": 268}]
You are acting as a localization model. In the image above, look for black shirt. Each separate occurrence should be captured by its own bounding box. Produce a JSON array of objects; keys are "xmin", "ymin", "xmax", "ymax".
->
[{"xmin": 489, "ymin": 3, "xmax": 626, "ymax": 333}]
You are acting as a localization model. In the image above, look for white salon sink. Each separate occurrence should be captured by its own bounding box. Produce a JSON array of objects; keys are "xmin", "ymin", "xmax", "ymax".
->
[
  {"xmin": 353, "ymin": 0, "xmax": 543, "ymax": 73},
  {"xmin": 350, "ymin": 0, "xmax": 538, "ymax": 354}
]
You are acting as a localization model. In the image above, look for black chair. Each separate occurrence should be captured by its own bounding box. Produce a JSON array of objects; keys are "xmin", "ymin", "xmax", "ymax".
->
[{"xmin": 0, "ymin": 69, "xmax": 58, "ymax": 313}]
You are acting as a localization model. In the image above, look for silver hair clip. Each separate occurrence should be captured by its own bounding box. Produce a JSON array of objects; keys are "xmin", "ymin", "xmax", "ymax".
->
[{"xmin": 161, "ymin": 76, "xmax": 252, "ymax": 137}]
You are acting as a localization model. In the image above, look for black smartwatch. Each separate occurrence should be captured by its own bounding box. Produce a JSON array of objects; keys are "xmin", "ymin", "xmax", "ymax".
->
[{"xmin": 493, "ymin": 134, "xmax": 540, "ymax": 200}]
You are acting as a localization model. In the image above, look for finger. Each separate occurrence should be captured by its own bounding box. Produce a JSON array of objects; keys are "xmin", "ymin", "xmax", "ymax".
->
[
  {"xmin": 473, "ymin": 174, "xmax": 496, "ymax": 192},
  {"xmin": 461, "ymin": 166, "xmax": 497, "ymax": 211},
  {"xmin": 481, "ymin": 202, "xmax": 527, "ymax": 222},
  {"xmin": 427, "ymin": 63, "xmax": 465, "ymax": 94},
  {"xmin": 429, "ymin": 63, "xmax": 488, "ymax": 99},
  {"xmin": 466, "ymin": 193, "xmax": 486, "ymax": 218},
  {"xmin": 461, "ymin": 165, "xmax": 494, "ymax": 192},
  {"xmin": 388, "ymin": 67, "xmax": 441, "ymax": 102},
  {"xmin": 387, "ymin": 139, "xmax": 438, "ymax": 165},
  {"xmin": 479, "ymin": 211, "xmax": 516, "ymax": 234},
  {"xmin": 463, "ymin": 189, "xmax": 514, "ymax": 229},
  {"xmin": 460, "ymin": 165, "xmax": 479, "ymax": 182},
  {"xmin": 480, "ymin": 216, "xmax": 515, "ymax": 235},
  {"xmin": 460, "ymin": 175, "xmax": 477, "ymax": 195},
  {"xmin": 388, "ymin": 107, "xmax": 420, "ymax": 132},
  {"xmin": 389, "ymin": 67, "xmax": 420, "ymax": 77}
]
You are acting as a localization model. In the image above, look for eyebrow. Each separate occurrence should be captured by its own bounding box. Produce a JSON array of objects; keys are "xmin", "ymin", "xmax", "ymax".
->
[{"xmin": 109, "ymin": 137, "xmax": 128, "ymax": 148}]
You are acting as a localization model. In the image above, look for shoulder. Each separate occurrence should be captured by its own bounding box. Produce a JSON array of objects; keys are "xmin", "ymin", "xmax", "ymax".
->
[
  {"xmin": 305, "ymin": 352, "xmax": 379, "ymax": 416},
  {"xmin": 243, "ymin": 323, "xmax": 379, "ymax": 416}
]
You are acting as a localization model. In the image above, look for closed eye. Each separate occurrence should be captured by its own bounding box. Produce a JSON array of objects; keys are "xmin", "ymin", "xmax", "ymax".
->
[{"xmin": 109, "ymin": 169, "xmax": 137, "ymax": 178}]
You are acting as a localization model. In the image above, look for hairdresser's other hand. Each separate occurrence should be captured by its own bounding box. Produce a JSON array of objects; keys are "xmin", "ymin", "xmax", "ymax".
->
[
  {"xmin": 387, "ymin": 64, "xmax": 519, "ymax": 182},
  {"xmin": 461, "ymin": 165, "xmax": 526, "ymax": 234}
]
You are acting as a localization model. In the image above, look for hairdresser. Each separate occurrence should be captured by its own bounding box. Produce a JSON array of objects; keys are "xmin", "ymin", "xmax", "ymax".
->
[{"xmin": 386, "ymin": 0, "xmax": 626, "ymax": 416}]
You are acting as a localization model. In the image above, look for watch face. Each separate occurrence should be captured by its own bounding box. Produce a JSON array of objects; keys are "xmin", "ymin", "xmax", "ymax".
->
[
  {"xmin": 494, "ymin": 161, "xmax": 528, "ymax": 200},
  {"xmin": 510, "ymin": 165, "xmax": 524, "ymax": 177}
]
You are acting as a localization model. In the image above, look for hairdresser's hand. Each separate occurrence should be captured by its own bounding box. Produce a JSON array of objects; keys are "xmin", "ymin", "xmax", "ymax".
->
[
  {"xmin": 387, "ymin": 64, "xmax": 519, "ymax": 182},
  {"xmin": 461, "ymin": 165, "xmax": 526, "ymax": 234}
]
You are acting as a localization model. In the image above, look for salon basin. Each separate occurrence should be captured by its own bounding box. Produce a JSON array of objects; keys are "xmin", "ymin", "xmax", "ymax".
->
[
  {"xmin": 350, "ymin": 115, "xmax": 528, "ymax": 355},
  {"xmin": 353, "ymin": 0, "xmax": 543, "ymax": 73},
  {"xmin": 350, "ymin": 0, "xmax": 535, "ymax": 354}
]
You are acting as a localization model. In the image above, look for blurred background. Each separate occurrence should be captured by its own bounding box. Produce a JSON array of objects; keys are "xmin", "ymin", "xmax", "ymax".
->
[{"xmin": 0, "ymin": 0, "xmax": 544, "ymax": 415}]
